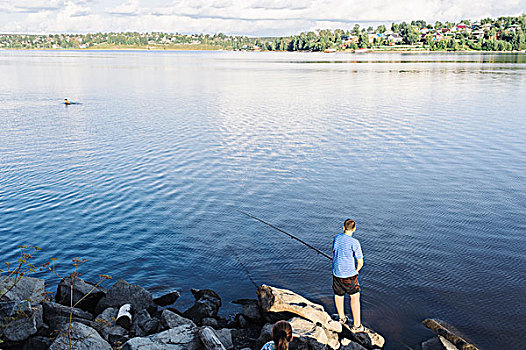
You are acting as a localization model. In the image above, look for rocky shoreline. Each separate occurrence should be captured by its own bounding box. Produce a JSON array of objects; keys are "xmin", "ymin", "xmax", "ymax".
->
[{"xmin": 0, "ymin": 275, "xmax": 476, "ymax": 350}]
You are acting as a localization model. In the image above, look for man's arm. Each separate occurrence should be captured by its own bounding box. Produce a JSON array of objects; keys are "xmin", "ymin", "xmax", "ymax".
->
[{"xmin": 356, "ymin": 258, "xmax": 364, "ymax": 273}]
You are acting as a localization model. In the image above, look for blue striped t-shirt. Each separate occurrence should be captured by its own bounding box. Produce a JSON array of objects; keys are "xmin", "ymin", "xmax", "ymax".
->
[{"xmin": 332, "ymin": 233, "xmax": 363, "ymax": 278}]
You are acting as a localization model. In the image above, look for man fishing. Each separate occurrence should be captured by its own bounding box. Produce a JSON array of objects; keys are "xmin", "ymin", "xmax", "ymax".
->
[
  {"xmin": 238, "ymin": 211, "xmax": 365, "ymax": 332},
  {"xmin": 332, "ymin": 218, "xmax": 365, "ymax": 332}
]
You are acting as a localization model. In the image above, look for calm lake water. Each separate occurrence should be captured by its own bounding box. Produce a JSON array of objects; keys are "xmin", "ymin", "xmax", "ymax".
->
[{"xmin": 0, "ymin": 50, "xmax": 525, "ymax": 349}]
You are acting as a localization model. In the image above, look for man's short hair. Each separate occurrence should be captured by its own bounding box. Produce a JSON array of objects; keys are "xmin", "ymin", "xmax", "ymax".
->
[{"xmin": 344, "ymin": 219, "xmax": 356, "ymax": 232}]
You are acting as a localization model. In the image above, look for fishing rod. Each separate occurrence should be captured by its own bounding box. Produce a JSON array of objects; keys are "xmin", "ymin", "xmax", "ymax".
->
[{"xmin": 237, "ymin": 210, "xmax": 332, "ymax": 261}]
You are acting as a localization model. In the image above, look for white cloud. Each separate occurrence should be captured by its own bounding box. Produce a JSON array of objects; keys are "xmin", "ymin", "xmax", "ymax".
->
[{"xmin": 0, "ymin": 0, "xmax": 524, "ymax": 35}]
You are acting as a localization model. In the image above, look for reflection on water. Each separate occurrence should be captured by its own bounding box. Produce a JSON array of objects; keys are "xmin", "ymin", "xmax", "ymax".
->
[{"xmin": 0, "ymin": 51, "xmax": 525, "ymax": 349}]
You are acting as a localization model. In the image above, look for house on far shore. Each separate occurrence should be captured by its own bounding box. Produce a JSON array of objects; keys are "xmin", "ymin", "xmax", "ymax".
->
[{"xmin": 387, "ymin": 33, "xmax": 403, "ymax": 44}]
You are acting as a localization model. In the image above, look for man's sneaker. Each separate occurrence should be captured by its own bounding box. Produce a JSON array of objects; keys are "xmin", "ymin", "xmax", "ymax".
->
[
  {"xmin": 349, "ymin": 324, "xmax": 365, "ymax": 333},
  {"xmin": 338, "ymin": 316, "xmax": 348, "ymax": 324}
]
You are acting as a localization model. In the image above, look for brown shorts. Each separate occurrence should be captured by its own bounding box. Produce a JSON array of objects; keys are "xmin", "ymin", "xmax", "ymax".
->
[{"xmin": 332, "ymin": 275, "xmax": 360, "ymax": 296}]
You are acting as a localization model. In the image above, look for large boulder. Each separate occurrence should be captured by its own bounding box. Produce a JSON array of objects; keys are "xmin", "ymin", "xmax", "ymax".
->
[
  {"xmin": 153, "ymin": 290, "xmax": 180, "ymax": 307},
  {"xmin": 49, "ymin": 321, "xmax": 112, "ymax": 350},
  {"xmin": 289, "ymin": 316, "xmax": 340, "ymax": 350},
  {"xmin": 96, "ymin": 279, "xmax": 156, "ymax": 315},
  {"xmin": 183, "ymin": 288, "xmax": 222, "ymax": 324},
  {"xmin": 257, "ymin": 285, "xmax": 341, "ymax": 333},
  {"xmin": 55, "ymin": 274, "xmax": 106, "ymax": 314},
  {"xmin": 122, "ymin": 321, "xmax": 201, "ymax": 350},
  {"xmin": 0, "ymin": 276, "xmax": 46, "ymax": 303}
]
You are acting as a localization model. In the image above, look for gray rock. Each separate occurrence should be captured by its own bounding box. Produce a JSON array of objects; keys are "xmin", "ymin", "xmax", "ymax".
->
[
  {"xmin": 23, "ymin": 336, "xmax": 53, "ymax": 350},
  {"xmin": 342, "ymin": 325, "xmax": 385, "ymax": 350},
  {"xmin": 202, "ymin": 317, "xmax": 219, "ymax": 328},
  {"xmin": 96, "ymin": 279, "xmax": 156, "ymax": 315},
  {"xmin": 162, "ymin": 309, "xmax": 196, "ymax": 329},
  {"xmin": 153, "ymin": 290, "xmax": 181, "ymax": 307},
  {"xmin": 3, "ymin": 306, "xmax": 42, "ymax": 342},
  {"xmin": 49, "ymin": 321, "xmax": 112, "ymax": 350},
  {"xmin": 340, "ymin": 339, "xmax": 368, "ymax": 350},
  {"xmin": 289, "ymin": 316, "xmax": 339, "ymax": 350},
  {"xmin": 132, "ymin": 309, "xmax": 160, "ymax": 337},
  {"xmin": 43, "ymin": 301, "xmax": 93, "ymax": 322},
  {"xmin": 56, "ymin": 274, "xmax": 106, "ymax": 314},
  {"xmin": 215, "ymin": 328, "xmax": 234, "ymax": 349},
  {"xmin": 233, "ymin": 299, "xmax": 262, "ymax": 320},
  {"xmin": 0, "ymin": 300, "xmax": 32, "ymax": 317},
  {"xmin": 2, "ymin": 304, "xmax": 42, "ymax": 342},
  {"xmin": 257, "ymin": 323, "xmax": 273, "ymax": 345},
  {"xmin": 0, "ymin": 276, "xmax": 46, "ymax": 303},
  {"xmin": 122, "ymin": 322, "xmax": 200, "ymax": 350},
  {"xmin": 43, "ymin": 300, "xmax": 98, "ymax": 333},
  {"xmin": 95, "ymin": 307, "xmax": 118, "ymax": 325},
  {"xmin": 93, "ymin": 307, "xmax": 129, "ymax": 343},
  {"xmin": 238, "ymin": 314, "xmax": 249, "ymax": 328},
  {"xmin": 105, "ymin": 325, "xmax": 129, "ymax": 346},
  {"xmin": 183, "ymin": 288, "xmax": 222, "ymax": 324}
]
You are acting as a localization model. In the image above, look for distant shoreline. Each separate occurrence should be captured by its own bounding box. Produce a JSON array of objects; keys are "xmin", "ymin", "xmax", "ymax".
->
[{"xmin": 1, "ymin": 47, "xmax": 525, "ymax": 54}]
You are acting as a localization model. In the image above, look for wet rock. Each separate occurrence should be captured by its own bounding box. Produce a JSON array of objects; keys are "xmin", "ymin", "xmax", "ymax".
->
[
  {"xmin": 122, "ymin": 321, "xmax": 200, "ymax": 350},
  {"xmin": 56, "ymin": 274, "xmax": 106, "ymax": 314},
  {"xmin": 215, "ymin": 328, "xmax": 234, "ymax": 349},
  {"xmin": 422, "ymin": 337, "xmax": 446, "ymax": 350},
  {"xmin": 289, "ymin": 316, "xmax": 340, "ymax": 350},
  {"xmin": 23, "ymin": 336, "xmax": 53, "ymax": 350},
  {"xmin": 423, "ymin": 319, "xmax": 479, "ymax": 350},
  {"xmin": 96, "ymin": 279, "xmax": 156, "ymax": 315},
  {"xmin": 341, "ymin": 325, "xmax": 385, "ymax": 350},
  {"xmin": 257, "ymin": 284, "xmax": 342, "ymax": 333},
  {"xmin": 49, "ymin": 321, "xmax": 112, "ymax": 350},
  {"xmin": 439, "ymin": 336, "xmax": 459, "ymax": 350},
  {"xmin": 183, "ymin": 288, "xmax": 222, "ymax": 324},
  {"xmin": 153, "ymin": 290, "xmax": 180, "ymax": 306},
  {"xmin": 233, "ymin": 299, "xmax": 262, "ymax": 320},
  {"xmin": 0, "ymin": 276, "xmax": 46, "ymax": 303},
  {"xmin": 132, "ymin": 309, "xmax": 160, "ymax": 336}
]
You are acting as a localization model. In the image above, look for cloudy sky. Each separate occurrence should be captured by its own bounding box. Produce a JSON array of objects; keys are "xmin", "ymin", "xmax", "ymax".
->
[{"xmin": 0, "ymin": 0, "xmax": 524, "ymax": 36}]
